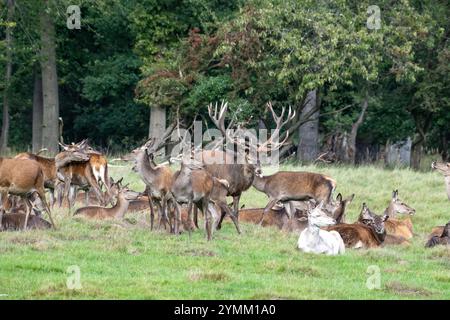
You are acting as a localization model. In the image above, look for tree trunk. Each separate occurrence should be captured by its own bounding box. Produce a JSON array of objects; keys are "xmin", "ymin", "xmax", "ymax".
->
[
  {"xmin": 149, "ymin": 106, "xmax": 166, "ymax": 155},
  {"xmin": 297, "ymin": 89, "xmax": 319, "ymax": 162},
  {"xmin": 0, "ymin": 0, "xmax": 15, "ymax": 154},
  {"xmin": 411, "ymin": 135, "xmax": 424, "ymax": 170},
  {"xmin": 40, "ymin": 3, "xmax": 60, "ymax": 154},
  {"xmin": 347, "ymin": 94, "xmax": 368, "ymax": 164},
  {"xmin": 32, "ymin": 68, "xmax": 43, "ymax": 153}
]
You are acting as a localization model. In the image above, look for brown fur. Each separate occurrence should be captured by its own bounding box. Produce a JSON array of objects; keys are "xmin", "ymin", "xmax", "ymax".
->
[
  {"xmin": 385, "ymin": 217, "xmax": 413, "ymax": 240},
  {"xmin": 74, "ymin": 188, "xmax": 138, "ymax": 220},
  {"xmin": 426, "ymin": 222, "xmax": 450, "ymax": 247},
  {"xmin": 0, "ymin": 158, "xmax": 54, "ymax": 228},
  {"xmin": 326, "ymin": 223, "xmax": 384, "ymax": 248},
  {"xmin": 14, "ymin": 153, "xmax": 57, "ymax": 188},
  {"xmin": 238, "ymin": 207, "xmax": 307, "ymax": 232},
  {"xmin": 431, "ymin": 161, "xmax": 450, "ymax": 200},
  {"xmin": 430, "ymin": 226, "xmax": 444, "ymax": 238}
]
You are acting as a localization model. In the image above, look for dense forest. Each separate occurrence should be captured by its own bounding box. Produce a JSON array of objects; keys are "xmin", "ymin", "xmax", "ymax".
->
[{"xmin": 0, "ymin": 0, "xmax": 448, "ymax": 168}]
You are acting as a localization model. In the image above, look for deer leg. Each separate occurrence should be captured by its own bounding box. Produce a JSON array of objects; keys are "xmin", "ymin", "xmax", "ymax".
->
[
  {"xmin": 233, "ymin": 195, "xmax": 241, "ymax": 216},
  {"xmin": 161, "ymin": 196, "xmax": 173, "ymax": 232},
  {"xmin": 0, "ymin": 191, "xmax": 8, "ymax": 231},
  {"xmin": 259, "ymin": 199, "xmax": 277, "ymax": 225},
  {"xmin": 193, "ymin": 206, "xmax": 199, "ymax": 229},
  {"xmin": 173, "ymin": 202, "xmax": 182, "ymax": 235},
  {"xmin": 86, "ymin": 174, "xmax": 105, "ymax": 207},
  {"xmin": 147, "ymin": 192, "xmax": 155, "ymax": 231},
  {"xmin": 37, "ymin": 188, "xmax": 56, "ymax": 229},
  {"xmin": 203, "ymin": 199, "xmax": 212, "ymax": 241},
  {"xmin": 63, "ymin": 177, "xmax": 72, "ymax": 213},
  {"xmin": 219, "ymin": 201, "xmax": 241, "ymax": 234},
  {"xmin": 23, "ymin": 197, "xmax": 33, "ymax": 231}
]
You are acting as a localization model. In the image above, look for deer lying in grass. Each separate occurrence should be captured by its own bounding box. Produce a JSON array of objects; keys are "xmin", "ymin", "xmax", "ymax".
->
[
  {"xmin": 0, "ymin": 157, "xmax": 55, "ymax": 230},
  {"xmin": 383, "ymin": 190, "xmax": 415, "ymax": 240},
  {"xmin": 297, "ymin": 202, "xmax": 345, "ymax": 255},
  {"xmin": 1, "ymin": 213, "xmax": 52, "ymax": 231},
  {"xmin": 425, "ymin": 221, "xmax": 450, "ymax": 248},
  {"xmin": 326, "ymin": 203, "xmax": 388, "ymax": 249},
  {"xmin": 74, "ymin": 181, "xmax": 140, "ymax": 220},
  {"xmin": 431, "ymin": 161, "xmax": 450, "ymax": 200}
]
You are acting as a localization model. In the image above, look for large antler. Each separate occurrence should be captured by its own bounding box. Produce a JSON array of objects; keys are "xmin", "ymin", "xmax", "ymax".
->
[{"xmin": 257, "ymin": 101, "xmax": 295, "ymax": 152}]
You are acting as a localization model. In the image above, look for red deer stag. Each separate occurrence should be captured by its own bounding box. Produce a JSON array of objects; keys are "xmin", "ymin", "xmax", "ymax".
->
[
  {"xmin": 205, "ymin": 101, "xmax": 295, "ymax": 222},
  {"xmin": 0, "ymin": 157, "xmax": 55, "ymax": 229},
  {"xmin": 431, "ymin": 161, "xmax": 450, "ymax": 200}
]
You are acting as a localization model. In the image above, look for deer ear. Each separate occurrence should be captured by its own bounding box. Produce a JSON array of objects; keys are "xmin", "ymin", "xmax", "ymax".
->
[
  {"xmin": 347, "ymin": 194, "xmax": 355, "ymax": 203},
  {"xmin": 382, "ymin": 214, "xmax": 389, "ymax": 222},
  {"xmin": 336, "ymin": 193, "xmax": 342, "ymax": 202},
  {"xmin": 392, "ymin": 190, "xmax": 398, "ymax": 199}
]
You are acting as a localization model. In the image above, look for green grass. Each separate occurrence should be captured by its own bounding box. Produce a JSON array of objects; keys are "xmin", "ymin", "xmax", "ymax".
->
[{"xmin": 0, "ymin": 163, "xmax": 449, "ymax": 300}]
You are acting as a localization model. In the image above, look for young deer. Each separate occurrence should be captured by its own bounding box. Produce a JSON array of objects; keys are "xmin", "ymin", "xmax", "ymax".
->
[
  {"xmin": 171, "ymin": 155, "xmax": 216, "ymax": 240},
  {"xmin": 431, "ymin": 161, "xmax": 450, "ymax": 200},
  {"xmin": 0, "ymin": 158, "xmax": 55, "ymax": 229},
  {"xmin": 383, "ymin": 190, "xmax": 415, "ymax": 240},
  {"xmin": 74, "ymin": 181, "xmax": 140, "ymax": 220},
  {"xmin": 297, "ymin": 201, "xmax": 345, "ymax": 255},
  {"xmin": 132, "ymin": 135, "xmax": 175, "ymax": 231},
  {"xmin": 326, "ymin": 203, "xmax": 388, "ymax": 249},
  {"xmin": 1, "ymin": 213, "xmax": 52, "ymax": 231}
]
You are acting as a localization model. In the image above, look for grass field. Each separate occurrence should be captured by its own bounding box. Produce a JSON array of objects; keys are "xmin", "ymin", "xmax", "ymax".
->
[{"xmin": 0, "ymin": 162, "xmax": 449, "ymax": 300}]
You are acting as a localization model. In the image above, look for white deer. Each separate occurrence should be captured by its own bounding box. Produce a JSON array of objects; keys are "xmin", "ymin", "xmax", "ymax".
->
[{"xmin": 297, "ymin": 201, "xmax": 345, "ymax": 255}]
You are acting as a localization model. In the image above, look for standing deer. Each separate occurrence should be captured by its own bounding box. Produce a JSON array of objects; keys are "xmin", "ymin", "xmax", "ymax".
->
[
  {"xmin": 431, "ymin": 161, "xmax": 450, "ymax": 200},
  {"xmin": 0, "ymin": 157, "xmax": 55, "ymax": 229},
  {"xmin": 252, "ymin": 170, "xmax": 336, "ymax": 224},
  {"xmin": 383, "ymin": 190, "xmax": 415, "ymax": 239},
  {"xmin": 297, "ymin": 201, "xmax": 345, "ymax": 255},
  {"xmin": 204, "ymin": 101, "xmax": 295, "ymax": 221},
  {"xmin": 55, "ymin": 142, "xmax": 107, "ymax": 211},
  {"xmin": 132, "ymin": 126, "xmax": 176, "ymax": 231},
  {"xmin": 14, "ymin": 152, "xmax": 58, "ymax": 208}
]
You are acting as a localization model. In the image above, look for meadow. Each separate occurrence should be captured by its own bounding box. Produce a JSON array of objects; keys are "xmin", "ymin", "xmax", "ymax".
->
[{"xmin": 0, "ymin": 161, "xmax": 449, "ymax": 300}]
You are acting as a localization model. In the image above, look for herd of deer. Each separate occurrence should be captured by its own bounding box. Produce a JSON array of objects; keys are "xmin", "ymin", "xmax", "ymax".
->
[{"xmin": 0, "ymin": 101, "xmax": 449, "ymax": 254}]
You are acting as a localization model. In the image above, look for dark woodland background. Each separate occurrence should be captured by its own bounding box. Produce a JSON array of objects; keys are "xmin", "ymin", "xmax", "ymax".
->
[{"xmin": 0, "ymin": 0, "xmax": 448, "ymax": 168}]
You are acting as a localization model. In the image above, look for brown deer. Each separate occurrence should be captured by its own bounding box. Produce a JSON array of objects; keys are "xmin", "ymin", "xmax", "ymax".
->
[
  {"xmin": 326, "ymin": 203, "xmax": 388, "ymax": 249},
  {"xmin": 425, "ymin": 221, "xmax": 450, "ymax": 248},
  {"xmin": 431, "ymin": 161, "xmax": 450, "ymax": 200},
  {"xmin": 170, "ymin": 153, "xmax": 217, "ymax": 240},
  {"xmin": 0, "ymin": 158, "xmax": 55, "ymax": 229},
  {"xmin": 74, "ymin": 181, "xmax": 140, "ymax": 220},
  {"xmin": 132, "ymin": 128, "xmax": 176, "ymax": 231},
  {"xmin": 252, "ymin": 170, "xmax": 336, "ymax": 224},
  {"xmin": 203, "ymin": 101, "xmax": 295, "ymax": 220},
  {"xmin": 14, "ymin": 152, "xmax": 58, "ymax": 208},
  {"xmin": 383, "ymin": 190, "xmax": 415, "ymax": 240},
  {"xmin": 55, "ymin": 143, "xmax": 107, "ymax": 211}
]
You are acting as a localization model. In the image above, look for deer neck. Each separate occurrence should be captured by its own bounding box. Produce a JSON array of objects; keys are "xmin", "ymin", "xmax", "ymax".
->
[
  {"xmin": 307, "ymin": 222, "xmax": 320, "ymax": 236},
  {"xmin": 252, "ymin": 175, "xmax": 267, "ymax": 192},
  {"xmin": 135, "ymin": 151, "xmax": 158, "ymax": 180},
  {"xmin": 384, "ymin": 202, "xmax": 396, "ymax": 218},
  {"xmin": 112, "ymin": 194, "xmax": 129, "ymax": 219}
]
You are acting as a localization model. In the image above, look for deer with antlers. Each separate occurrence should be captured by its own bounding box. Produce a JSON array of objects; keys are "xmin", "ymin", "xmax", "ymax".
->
[{"xmin": 203, "ymin": 101, "xmax": 295, "ymax": 227}]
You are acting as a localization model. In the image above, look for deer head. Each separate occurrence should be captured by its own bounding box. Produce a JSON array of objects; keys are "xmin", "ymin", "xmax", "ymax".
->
[
  {"xmin": 432, "ymin": 161, "xmax": 450, "ymax": 176},
  {"xmin": 359, "ymin": 203, "xmax": 388, "ymax": 234},
  {"xmin": 304, "ymin": 201, "xmax": 337, "ymax": 228},
  {"xmin": 390, "ymin": 190, "xmax": 415, "ymax": 216}
]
